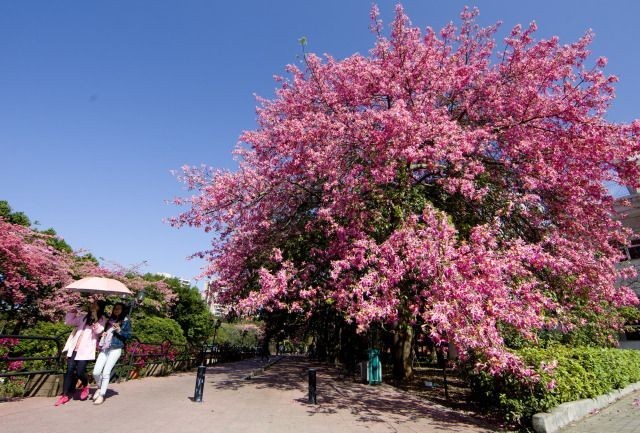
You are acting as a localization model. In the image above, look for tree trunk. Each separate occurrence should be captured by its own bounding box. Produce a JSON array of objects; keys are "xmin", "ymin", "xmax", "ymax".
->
[{"xmin": 392, "ymin": 324, "xmax": 413, "ymax": 381}]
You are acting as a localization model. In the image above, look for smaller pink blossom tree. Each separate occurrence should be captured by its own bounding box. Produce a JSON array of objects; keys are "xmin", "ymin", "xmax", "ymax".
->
[
  {"xmin": 1, "ymin": 217, "xmax": 178, "ymax": 331},
  {"xmin": 0, "ymin": 218, "xmax": 78, "ymax": 329}
]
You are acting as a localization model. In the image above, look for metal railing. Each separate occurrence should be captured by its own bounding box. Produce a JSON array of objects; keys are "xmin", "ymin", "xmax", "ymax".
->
[
  {"xmin": 0, "ymin": 334, "xmax": 64, "ymax": 377},
  {"xmin": 0, "ymin": 333, "xmax": 258, "ymax": 399}
]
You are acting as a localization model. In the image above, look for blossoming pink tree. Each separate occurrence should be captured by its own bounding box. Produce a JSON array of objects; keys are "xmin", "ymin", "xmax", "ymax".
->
[
  {"xmin": 80, "ymin": 261, "xmax": 178, "ymax": 314},
  {"xmin": 0, "ymin": 218, "xmax": 77, "ymax": 329},
  {"xmin": 172, "ymin": 6, "xmax": 640, "ymax": 378},
  {"xmin": 1, "ymin": 218, "xmax": 177, "ymax": 331}
]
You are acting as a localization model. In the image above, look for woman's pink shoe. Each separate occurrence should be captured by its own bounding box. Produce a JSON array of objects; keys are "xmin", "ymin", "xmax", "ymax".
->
[
  {"xmin": 79, "ymin": 386, "xmax": 90, "ymax": 401},
  {"xmin": 54, "ymin": 395, "xmax": 70, "ymax": 406}
]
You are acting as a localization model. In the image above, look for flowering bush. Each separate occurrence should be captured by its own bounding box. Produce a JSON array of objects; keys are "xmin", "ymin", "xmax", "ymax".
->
[
  {"xmin": 5, "ymin": 360, "xmax": 23, "ymax": 371},
  {"xmin": 0, "ymin": 337, "xmax": 21, "ymax": 372},
  {"xmin": 125, "ymin": 341, "xmax": 182, "ymax": 369},
  {"xmin": 0, "ymin": 338, "xmax": 25, "ymax": 370},
  {"xmin": 0, "ymin": 376, "xmax": 26, "ymax": 399},
  {"xmin": 0, "ymin": 337, "xmax": 26, "ymax": 399},
  {"xmin": 0, "ymin": 337, "xmax": 19, "ymax": 356}
]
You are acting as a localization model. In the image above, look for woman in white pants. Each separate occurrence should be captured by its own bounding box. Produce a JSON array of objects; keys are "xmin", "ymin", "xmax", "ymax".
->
[{"xmin": 92, "ymin": 303, "xmax": 131, "ymax": 405}]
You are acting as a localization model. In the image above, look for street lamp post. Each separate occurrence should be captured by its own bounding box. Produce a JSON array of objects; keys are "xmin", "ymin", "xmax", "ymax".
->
[
  {"xmin": 193, "ymin": 318, "xmax": 221, "ymax": 403},
  {"xmin": 128, "ymin": 289, "xmax": 145, "ymax": 318},
  {"xmin": 212, "ymin": 319, "xmax": 221, "ymax": 344}
]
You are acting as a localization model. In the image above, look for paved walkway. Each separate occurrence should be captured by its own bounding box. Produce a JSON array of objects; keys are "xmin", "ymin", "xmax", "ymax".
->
[
  {"xmin": 558, "ymin": 389, "xmax": 640, "ymax": 433},
  {"xmin": 0, "ymin": 356, "xmax": 494, "ymax": 433}
]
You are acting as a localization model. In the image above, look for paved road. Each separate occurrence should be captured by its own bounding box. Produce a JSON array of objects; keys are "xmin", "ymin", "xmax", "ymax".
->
[
  {"xmin": 558, "ymin": 389, "xmax": 640, "ymax": 433},
  {"xmin": 0, "ymin": 356, "xmax": 494, "ymax": 433}
]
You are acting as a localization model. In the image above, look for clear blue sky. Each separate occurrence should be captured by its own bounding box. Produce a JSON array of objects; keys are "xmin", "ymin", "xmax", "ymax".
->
[{"xmin": 1, "ymin": 1, "xmax": 639, "ymax": 288}]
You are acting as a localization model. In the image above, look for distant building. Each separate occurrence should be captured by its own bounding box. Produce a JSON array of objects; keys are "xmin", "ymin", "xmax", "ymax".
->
[
  {"xmin": 615, "ymin": 186, "xmax": 640, "ymax": 297},
  {"xmin": 156, "ymin": 272, "xmax": 191, "ymax": 287},
  {"xmin": 204, "ymin": 279, "xmax": 230, "ymax": 317},
  {"xmin": 612, "ymin": 186, "xmax": 640, "ymax": 346}
]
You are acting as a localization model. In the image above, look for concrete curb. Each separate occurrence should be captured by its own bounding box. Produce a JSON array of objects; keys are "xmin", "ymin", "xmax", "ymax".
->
[
  {"xmin": 532, "ymin": 381, "xmax": 640, "ymax": 433},
  {"xmin": 244, "ymin": 356, "xmax": 285, "ymax": 380}
]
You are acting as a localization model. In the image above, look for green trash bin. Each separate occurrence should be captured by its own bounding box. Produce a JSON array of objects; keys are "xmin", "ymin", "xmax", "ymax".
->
[{"xmin": 367, "ymin": 349, "xmax": 382, "ymax": 385}]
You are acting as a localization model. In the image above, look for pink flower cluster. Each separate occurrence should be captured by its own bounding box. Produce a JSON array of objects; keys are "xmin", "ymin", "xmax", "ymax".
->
[
  {"xmin": 5, "ymin": 360, "xmax": 24, "ymax": 371},
  {"xmin": 0, "ymin": 219, "xmax": 79, "ymax": 319},
  {"xmin": 0, "ymin": 337, "xmax": 20, "ymax": 348},
  {"xmin": 126, "ymin": 341, "xmax": 180, "ymax": 367},
  {"xmin": 0, "ymin": 338, "xmax": 23, "ymax": 372}
]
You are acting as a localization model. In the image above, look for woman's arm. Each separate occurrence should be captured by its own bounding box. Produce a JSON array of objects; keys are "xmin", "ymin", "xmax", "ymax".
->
[
  {"xmin": 113, "ymin": 319, "xmax": 132, "ymax": 341},
  {"xmin": 91, "ymin": 316, "xmax": 106, "ymax": 335}
]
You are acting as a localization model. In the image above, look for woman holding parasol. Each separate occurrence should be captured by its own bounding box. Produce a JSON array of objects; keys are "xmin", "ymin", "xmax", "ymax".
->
[
  {"xmin": 55, "ymin": 299, "xmax": 106, "ymax": 406},
  {"xmin": 53, "ymin": 277, "xmax": 133, "ymax": 406}
]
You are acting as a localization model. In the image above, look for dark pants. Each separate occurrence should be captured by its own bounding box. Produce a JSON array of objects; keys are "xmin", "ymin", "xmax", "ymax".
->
[{"xmin": 62, "ymin": 351, "xmax": 89, "ymax": 396}]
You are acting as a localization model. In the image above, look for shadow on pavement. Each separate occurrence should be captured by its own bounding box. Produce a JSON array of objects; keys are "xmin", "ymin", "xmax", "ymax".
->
[{"xmin": 208, "ymin": 356, "xmax": 495, "ymax": 432}]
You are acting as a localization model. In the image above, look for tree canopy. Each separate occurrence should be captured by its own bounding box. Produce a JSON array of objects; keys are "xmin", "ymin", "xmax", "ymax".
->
[
  {"xmin": 172, "ymin": 6, "xmax": 640, "ymax": 375},
  {"xmin": 143, "ymin": 273, "xmax": 214, "ymax": 344}
]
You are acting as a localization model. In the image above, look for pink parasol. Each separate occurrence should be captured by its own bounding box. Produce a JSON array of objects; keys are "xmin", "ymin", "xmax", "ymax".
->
[{"xmin": 65, "ymin": 277, "xmax": 132, "ymax": 296}]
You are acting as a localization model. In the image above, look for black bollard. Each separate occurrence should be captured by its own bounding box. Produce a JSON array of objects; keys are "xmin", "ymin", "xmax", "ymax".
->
[
  {"xmin": 193, "ymin": 365, "xmax": 206, "ymax": 402},
  {"xmin": 308, "ymin": 368, "xmax": 317, "ymax": 404}
]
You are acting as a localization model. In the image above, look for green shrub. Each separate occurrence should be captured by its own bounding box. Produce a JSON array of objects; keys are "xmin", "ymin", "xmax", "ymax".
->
[
  {"xmin": 214, "ymin": 322, "xmax": 261, "ymax": 347},
  {"xmin": 13, "ymin": 322, "xmax": 73, "ymax": 371},
  {"xmin": 0, "ymin": 376, "xmax": 26, "ymax": 399},
  {"xmin": 466, "ymin": 346, "xmax": 640, "ymax": 428},
  {"xmin": 132, "ymin": 316, "xmax": 186, "ymax": 345},
  {"xmin": 19, "ymin": 321, "xmax": 73, "ymax": 341},
  {"xmin": 168, "ymin": 282, "xmax": 215, "ymax": 344}
]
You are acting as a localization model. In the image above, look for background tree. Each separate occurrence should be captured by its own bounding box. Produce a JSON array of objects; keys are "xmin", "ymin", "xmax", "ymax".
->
[
  {"xmin": 143, "ymin": 273, "xmax": 215, "ymax": 344},
  {"xmin": 0, "ymin": 200, "xmax": 31, "ymax": 227}
]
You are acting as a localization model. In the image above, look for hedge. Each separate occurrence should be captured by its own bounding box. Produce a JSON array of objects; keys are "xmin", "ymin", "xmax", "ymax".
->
[
  {"xmin": 466, "ymin": 346, "xmax": 640, "ymax": 427},
  {"xmin": 132, "ymin": 316, "xmax": 187, "ymax": 345}
]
